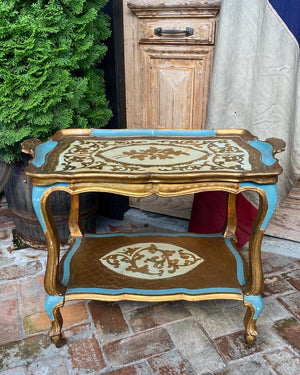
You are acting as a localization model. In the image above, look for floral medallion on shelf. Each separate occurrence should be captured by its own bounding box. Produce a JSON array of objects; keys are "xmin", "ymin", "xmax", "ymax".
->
[{"xmin": 99, "ymin": 242, "xmax": 204, "ymax": 280}]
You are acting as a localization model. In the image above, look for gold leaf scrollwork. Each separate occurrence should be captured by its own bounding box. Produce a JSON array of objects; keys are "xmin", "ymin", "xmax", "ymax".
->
[{"xmin": 100, "ymin": 242, "xmax": 204, "ymax": 280}]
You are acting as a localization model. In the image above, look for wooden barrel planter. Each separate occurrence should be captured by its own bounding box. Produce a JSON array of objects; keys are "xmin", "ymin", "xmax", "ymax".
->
[
  {"xmin": 0, "ymin": 159, "xmax": 11, "ymax": 193},
  {"xmin": 4, "ymin": 162, "xmax": 98, "ymax": 249}
]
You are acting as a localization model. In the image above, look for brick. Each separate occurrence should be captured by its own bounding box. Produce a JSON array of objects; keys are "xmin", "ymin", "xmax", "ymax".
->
[
  {"xmin": 258, "ymin": 297, "xmax": 293, "ymax": 324},
  {"xmin": 0, "ymin": 218, "xmax": 15, "ymax": 229},
  {"xmin": 0, "ymin": 367, "xmax": 26, "ymax": 375},
  {"xmin": 263, "ymin": 275, "xmax": 295, "ymax": 297},
  {"xmin": 88, "ymin": 301, "xmax": 130, "ymax": 343},
  {"xmin": 278, "ymin": 291, "xmax": 300, "ymax": 320},
  {"xmin": 166, "ymin": 319, "xmax": 223, "ymax": 374},
  {"xmin": 61, "ymin": 301, "xmax": 88, "ymax": 325},
  {"xmin": 127, "ymin": 301, "xmax": 191, "ymax": 333},
  {"xmin": 0, "ymin": 207, "xmax": 10, "ymax": 215},
  {"xmin": 135, "ymin": 362, "xmax": 154, "ymax": 375},
  {"xmin": 103, "ymin": 328, "xmax": 174, "ymax": 367},
  {"xmin": 28, "ymin": 356, "xmax": 69, "ymax": 375},
  {"xmin": 23, "ymin": 302, "xmax": 88, "ymax": 335},
  {"xmin": 214, "ymin": 330, "xmax": 259, "ymax": 362},
  {"xmin": 130, "ymin": 223, "xmax": 139, "ymax": 230},
  {"xmin": 106, "ymin": 362, "xmax": 154, "ymax": 375},
  {"xmin": 213, "ymin": 358, "xmax": 274, "ymax": 375},
  {"xmin": 108, "ymin": 224, "xmax": 124, "ymax": 232},
  {"xmin": 0, "ymin": 229, "xmax": 9, "ymax": 239},
  {"xmin": 213, "ymin": 325, "xmax": 283, "ymax": 362},
  {"xmin": 148, "ymin": 350, "xmax": 195, "ymax": 375},
  {"xmin": 23, "ymin": 311, "xmax": 52, "ymax": 335},
  {"xmin": 0, "ymin": 334, "xmax": 50, "ymax": 371},
  {"xmin": 118, "ymin": 300, "xmax": 154, "ymax": 313},
  {"xmin": 103, "ymin": 365, "xmax": 138, "ymax": 375},
  {"xmin": 262, "ymin": 255, "xmax": 298, "ymax": 276},
  {"xmin": 273, "ymin": 318, "xmax": 300, "ymax": 353},
  {"xmin": 0, "ymin": 280, "xmax": 17, "ymax": 300},
  {"xmin": 0, "ymin": 299, "xmax": 20, "ymax": 345},
  {"xmin": 18, "ymin": 274, "xmax": 46, "ymax": 315},
  {"xmin": 0, "ymin": 254, "xmax": 13, "ymax": 268},
  {"xmin": 68, "ymin": 335, "xmax": 106, "ymax": 373},
  {"xmin": 0, "ymin": 260, "xmax": 43, "ymax": 281},
  {"xmin": 263, "ymin": 347, "xmax": 300, "ymax": 375},
  {"xmin": 283, "ymin": 269, "xmax": 300, "ymax": 291},
  {"xmin": 63, "ymin": 322, "xmax": 92, "ymax": 339},
  {"xmin": 186, "ymin": 300, "xmax": 245, "ymax": 339}
]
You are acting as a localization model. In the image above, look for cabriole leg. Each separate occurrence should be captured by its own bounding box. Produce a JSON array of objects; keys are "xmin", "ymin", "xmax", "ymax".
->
[
  {"xmin": 239, "ymin": 183, "xmax": 277, "ymax": 344},
  {"xmin": 243, "ymin": 295, "xmax": 264, "ymax": 345},
  {"xmin": 45, "ymin": 295, "xmax": 65, "ymax": 347}
]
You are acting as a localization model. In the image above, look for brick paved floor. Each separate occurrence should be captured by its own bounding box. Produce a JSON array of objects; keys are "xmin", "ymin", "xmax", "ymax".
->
[{"xmin": 0, "ymin": 195, "xmax": 300, "ymax": 374}]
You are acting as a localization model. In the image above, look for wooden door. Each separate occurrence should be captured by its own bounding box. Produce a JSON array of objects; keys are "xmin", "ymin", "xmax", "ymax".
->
[
  {"xmin": 123, "ymin": 0, "xmax": 221, "ymax": 218},
  {"xmin": 141, "ymin": 45, "xmax": 214, "ymax": 130}
]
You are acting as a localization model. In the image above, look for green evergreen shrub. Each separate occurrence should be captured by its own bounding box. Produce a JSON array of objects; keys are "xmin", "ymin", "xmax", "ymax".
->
[{"xmin": 0, "ymin": 0, "xmax": 112, "ymax": 163}]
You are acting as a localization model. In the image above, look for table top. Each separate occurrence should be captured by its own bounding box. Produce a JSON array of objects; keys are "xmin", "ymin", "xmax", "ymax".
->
[{"xmin": 23, "ymin": 128, "xmax": 284, "ymax": 185}]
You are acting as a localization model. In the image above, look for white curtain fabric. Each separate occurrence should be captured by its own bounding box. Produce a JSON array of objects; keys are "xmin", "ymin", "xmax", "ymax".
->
[{"xmin": 206, "ymin": 0, "xmax": 300, "ymax": 203}]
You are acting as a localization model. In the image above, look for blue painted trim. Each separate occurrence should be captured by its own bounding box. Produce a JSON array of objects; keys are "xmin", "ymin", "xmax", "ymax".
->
[
  {"xmin": 32, "ymin": 183, "xmax": 69, "ymax": 232},
  {"xmin": 244, "ymin": 295, "xmax": 264, "ymax": 319},
  {"xmin": 66, "ymin": 287, "xmax": 242, "ymax": 296},
  {"xmin": 91, "ymin": 129, "xmax": 216, "ymax": 137},
  {"xmin": 225, "ymin": 238, "xmax": 246, "ymax": 286},
  {"xmin": 240, "ymin": 182, "xmax": 278, "ymax": 230},
  {"xmin": 61, "ymin": 233, "xmax": 245, "ymax": 296},
  {"xmin": 248, "ymin": 139, "xmax": 276, "ymax": 166},
  {"xmin": 32, "ymin": 185, "xmax": 49, "ymax": 232},
  {"xmin": 45, "ymin": 295, "xmax": 64, "ymax": 320},
  {"xmin": 31, "ymin": 139, "xmax": 58, "ymax": 167},
  {"xmin": 61, "ymin": 238, "xmax": 81, "ymax": 286},
  {"xmin": 85, "ymin": 232, "xmax": 222, "ymax": 239}
]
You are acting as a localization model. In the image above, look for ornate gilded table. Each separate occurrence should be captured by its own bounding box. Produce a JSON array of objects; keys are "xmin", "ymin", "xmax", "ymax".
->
[{"xmin": 22, "ymin": 128, "xmax": 285, "ymax": 347}]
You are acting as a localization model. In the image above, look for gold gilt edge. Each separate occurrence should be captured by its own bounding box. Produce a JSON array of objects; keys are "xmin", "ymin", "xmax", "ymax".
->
[
  {"xmin": 33, "ymin": 181, "xmax": 280, "ymax": 198},
  {"xmin": 64, "ymin": 292, "xmax": 244, "ymax": 303},
  {"xmin": 30, "ymin": 182, "xmax": 261, "ymax": 198},
  {"xmin": 52, "ymin": 128, "xmax": 254, "ymax": 141},
  {"xmin": 28, "ymin": 173, "xmax": 280, "ymax": 187},
  {"xmin": 51, "ymin": 128, "xmax": 92, "ymax": 141},
  {"xmin": 25, "ymin": 128, "xmax": 283, "ymax": 185},
  {"xmin": 215, "ymin": 128, "xmax": 255, "ymax": 141}
]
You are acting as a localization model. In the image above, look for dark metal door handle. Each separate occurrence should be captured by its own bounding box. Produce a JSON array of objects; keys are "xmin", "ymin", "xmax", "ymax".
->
[{"xmin": 154, "ymin": 27, "xmax": 194, "ymax": 37}]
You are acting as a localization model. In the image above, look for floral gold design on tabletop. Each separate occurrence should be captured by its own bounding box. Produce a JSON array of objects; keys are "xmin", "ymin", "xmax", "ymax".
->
[
  {"xmin": 119, "ymin": 146, "xmax": 190, "ymax": 161},
  {"xmin": 55, "ymin": 138, "xmax": 251, "ymax": 173},
  {"xmin": 100, "ymin": 242, "xmax": 204, "ymax": 280}
]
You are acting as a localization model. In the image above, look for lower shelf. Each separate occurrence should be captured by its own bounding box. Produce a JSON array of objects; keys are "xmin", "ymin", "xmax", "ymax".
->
[{"xmin": 59, "ymin": 232, "xmax": 248, "ymax": 301}]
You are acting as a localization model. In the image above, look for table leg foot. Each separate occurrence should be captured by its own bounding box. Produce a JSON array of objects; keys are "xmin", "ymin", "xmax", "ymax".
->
[
  {"xmin": 49, "ymin": 306, "xmax": 65, "ymax": 347},
  {"xmin": 50, "ymin": 333, "xmax": 66, "ymax": 348},
  {"xmin": 244, "ymin": 307, "xmax": 258, "ymax": 345},
  {"xmin": 244, "ymin": 332, "xmax": 256, "ymax": 346},
  {"xmin": 243, "ymin": 295, "xmax": 263, "ymax": 345},
  {"xmin": 45, "ymin": 295, "xmax": 65, "ymax": 347}
]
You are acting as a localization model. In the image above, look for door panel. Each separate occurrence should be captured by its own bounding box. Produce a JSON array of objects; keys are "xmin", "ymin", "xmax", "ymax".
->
[{"xmin": 141, "ymin": 46, "xmax": 214, "ymax": 130}]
